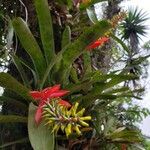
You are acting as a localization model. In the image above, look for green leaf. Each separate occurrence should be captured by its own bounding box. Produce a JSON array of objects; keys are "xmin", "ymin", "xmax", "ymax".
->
[
  {"xmin": 106, "ymin": 87, "xmax": 130, "ymax": 94},
  {"xmin": 131, "ymin": 54, "xmax": 150, "ymax": 65},
  {"xmin": 110, "ymin": 33, "xmax": 130, "ymax": 53},
  {"xmin": 49, "ymin": 26, "xmax": 71, "ymax": 84},
  {"xmin": 82, "ymin": 52, "xmax": 92, "ymax": 78},
  {"xmin": 70, "ymin": 67, "xmax": 79, "ymax": 83},
  {"xmin": 34, "ymin": 0, "xmax": 55, "ymax": 64},
  {"xmin": 103, "ymin": 74, "xmax": 139, "ymax": 90},
  {"xmin": 28, "ymin": 103, "xmax": 54, "ymax": 150},
  {"xmin": 107, "ymin": 128, "xmax": 142, "ymax": 143},
  {"xmin": 62, "ymin": 26, "xmax": 71, "ymax": 48},
  {"xmin": 0, "ymin": 115, "xmax": 27, "ymax": 123},
  {"xmin": 0, "ymin": 72, "xmax": 32, "ymax": 101},
  {"xmin": 0, "ymin": 96, "xmax": 28, "ymax": 110},
  {"xmin": 0, "ymin": 138, "xmax": 29, "ymax": 148},
  {"xmin": 12, "ymin": 17, "xmax": 46, "ymax": 83},
  {"xmin": 16, "ymin": 56, "xmax": 38, "ymax": 87},
  {"xmin": 12, "ymin": 55, "xmax": 31, "ymax": 88},
  {"xmin": 66, "ymin": 80, "xmax": 92, "ymax": 94},
  {"xmin": 86, "ymin": 6, "xmax": 98, "ymax": 24},
  {"xmin": 40, "ymin": 52, "xmax": 63, "ymax": 89}
]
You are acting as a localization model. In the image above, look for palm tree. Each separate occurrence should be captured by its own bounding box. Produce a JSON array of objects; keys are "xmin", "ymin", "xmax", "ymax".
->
[
  {"xmin": 120, "ymin": 8, "xmax": 149, "ymax": 87},
  {"xmin": 121, "ymin": 7, "xmax": 148, "ymax": 54}
]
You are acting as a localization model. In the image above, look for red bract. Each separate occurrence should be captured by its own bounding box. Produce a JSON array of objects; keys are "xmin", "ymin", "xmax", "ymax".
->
[
  {"xmin": 86, "ymin": 37, "xmax": 109, "ymax": 50},
  {"xmin": 30, "ymin": 85, "xmax": 70, "ymax": 124},
  {"xmin": 59, "ymin": 100, "xmax": 72, "ymax": 108}
]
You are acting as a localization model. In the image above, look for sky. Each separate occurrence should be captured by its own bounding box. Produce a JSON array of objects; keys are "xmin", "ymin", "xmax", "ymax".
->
[{"xmin": 122, "ymin": 0, "xmax": 150, "ymax": 137}]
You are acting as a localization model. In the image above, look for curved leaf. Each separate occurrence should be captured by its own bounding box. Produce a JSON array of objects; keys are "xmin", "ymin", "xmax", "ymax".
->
[
  {"xmin": 15, "ymin": 56, "xmax": 38, "ymax": 87},
  {"xmin": 12, "ymin": 17, "xmax": 46, "ymax": 82},
  {"xmin": 28, "ymin": 103, "xmax": 54, "ymax": 150},
  {"xmin": 0, "ymin": 96, "xmax": 28, "ymax": 110},
  {"xmin": 110, "ymin": 33, "xmax": 130, "ymax": 53},
  {"xmin": 86, "ymin": 7, "xmax": 98, "ymax": 24},
  {"xmin": 0, "ymin": 72, "xmax": 32, "ymax": 101},
  {"xmin": 0, "ymin": 115, "xmax": 27, "ymax": 123},
  {"xmin": 0, "ymin": 138, "xmax": 29, "ymax": 148},
  {"xmin": 12, "ymin": 55, "xmax": 31, "ymax": 88},
  {"xmin": 34, "ymin": 0, "xmax": 55, "ymax": 64},
  {"xmin": 62, "ymin": 26, "xmax": 71, "ymax": 49}
]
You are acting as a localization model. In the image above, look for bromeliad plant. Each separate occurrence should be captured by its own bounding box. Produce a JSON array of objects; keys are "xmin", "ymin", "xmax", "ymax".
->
[
  {"xmin": 0, "ymin": 0, "xmax": 144, "ymax": 149},
  {"xmin": 30, "ymin": 84, "xmax": 91, "ymax": 137}
]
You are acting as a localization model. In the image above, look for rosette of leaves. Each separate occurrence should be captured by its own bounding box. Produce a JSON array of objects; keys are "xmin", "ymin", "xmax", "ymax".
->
[{"xmin": 43, "ymin": 99, "xmax": 91, "ymax": 137}]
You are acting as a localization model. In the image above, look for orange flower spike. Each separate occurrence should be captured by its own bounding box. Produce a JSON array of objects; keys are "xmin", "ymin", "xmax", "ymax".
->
[
  {"xmin": 86, "ymin": 37, "xmax": 109, "ymax": 51},
  {"xmin": 81, "ymin": 0, "xmax": 91, "ymax": 4},
  {"xmin": 121, "ymin": 144, "xmax": 127, "ymax": 150}
]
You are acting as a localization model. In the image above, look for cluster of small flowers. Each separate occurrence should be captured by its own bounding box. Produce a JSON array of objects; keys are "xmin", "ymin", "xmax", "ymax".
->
[
  {"xmin": 43, "ymin": 100, "xmax": 91, "ymax": 137},
  {"xmin": 110, "ymin": 11, "xmax": 127, "ymax": 28}
]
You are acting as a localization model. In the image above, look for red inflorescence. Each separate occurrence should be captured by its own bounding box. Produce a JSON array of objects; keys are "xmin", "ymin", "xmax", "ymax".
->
[
  {"xmin": 30, "ymin": 85, "xmax": 71, "ymax": 124},
  {"xmin": 86, "ymin": 37, "xmax": 109, "ymax": 50}
]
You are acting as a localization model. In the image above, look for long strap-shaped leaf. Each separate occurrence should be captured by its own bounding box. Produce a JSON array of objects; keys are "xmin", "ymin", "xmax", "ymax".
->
[
  {"xmin": 34, "ymin": 0, "xmax": 55, "ymax": 64},
  {"xmin": 12, "ymin": 18, "xmax": 47, "ymax": 83},
  {"xmin": 110, "ymin": 33, "xmax": 130, "ymax": 54},
  {"xmin": 0, "ymin": 138, "xmax": 29, "ymax": 148},
  {"xmin": 62, "ymin": 26, "xmax": 71, "ymax": 49},
  {"xmin": 0, "ymin": 72, "xmax": 32, "ymax": 101},
  {"xmin": 0, "ymin": 96, "xmax": 28, "ymax": 110},
  {"xmin": 0, "ymin": 115, "xmax": 27, "ymax": 123},
  {"xmin": 49, "ymin": 26, "xmax": 72, "ymax": 84},
  {"xmin": 15, "ymin": 56, "xmax": 38, "ymax": 87},
  {"xmin": 12, "ymin": 55, "xmax": 31, "ymax": 89}
]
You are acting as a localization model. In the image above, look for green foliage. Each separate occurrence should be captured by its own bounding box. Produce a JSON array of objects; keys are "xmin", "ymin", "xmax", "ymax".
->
[
  {"xmin": 86, "ymin": 6, "xmax": 98, "ymax": 24},
  {"xmin": 28, "ymin": 103, "xmax": 54, "ymax": 150},
  {"xmin": 12, "ymin": 18, "xmax": 47, "ymax": 84},
  {"xmin": 0, "ymin": 72, "xmax": 32, "ymax": 101},
  {"xmin": 62, "ymin": 26, "xmax": 71, "ymax": 49},
  {"xmin": 0, "ymin": 96, "xmax": 28, "ymax": 110},
  {"xmin": 107, "ymin": 127, "xmax": 142, "ymax": 143},
  {"xmin": 121, "ymin": 7, "xmax": 148, "ymax": 41},
  {"xmin": 0, "ymin": 138, "xmax": 29, "ymax": 149},
  {"xmin": 12, "ymin": 55, "xmax": 31, "ymax": 88},
  {"xmin": 34, "ymin": 0, "xmax": 55, "ymax": 64},
  {"xmin": 0, "ymin": 115, "xmax": 27, "ymax": 123}
]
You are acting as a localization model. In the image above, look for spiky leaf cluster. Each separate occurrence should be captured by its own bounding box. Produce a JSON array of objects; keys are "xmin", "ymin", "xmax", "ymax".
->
[{"xmin": 42, "ymin": 99, "xmax": 91, "ymax": 137}]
